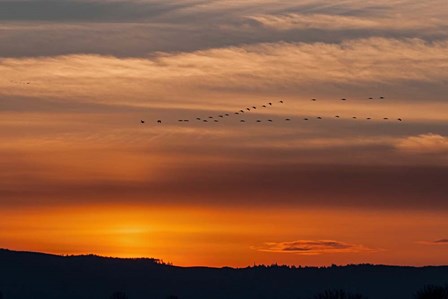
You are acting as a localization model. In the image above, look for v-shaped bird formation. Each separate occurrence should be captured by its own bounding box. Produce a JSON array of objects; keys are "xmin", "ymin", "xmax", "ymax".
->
[{"xmin": 140, "ymin": 97, "xmax": 404, "ymax": 125}]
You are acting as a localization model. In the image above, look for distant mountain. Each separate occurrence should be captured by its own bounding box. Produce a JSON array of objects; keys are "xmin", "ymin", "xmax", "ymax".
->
[{"xmin": 1, "ymin": 248, "xmax": 447, "ymax": 299}]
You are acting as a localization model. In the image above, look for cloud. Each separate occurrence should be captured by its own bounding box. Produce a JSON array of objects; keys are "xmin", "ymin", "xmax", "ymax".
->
[
  {"xmin": 395, "ymin": 134, "xmax": 448, "ymax": 154},
  {"xmin": 247, "ymin": 13, "xmax": 447, "ymax": 32},
  {"xmin": 419, "ymin": 239, "xmax": 448, "ymax": 245},
  {"xmin": 254, "ymin": 240, "xmax": 376, "ymax": 255}
]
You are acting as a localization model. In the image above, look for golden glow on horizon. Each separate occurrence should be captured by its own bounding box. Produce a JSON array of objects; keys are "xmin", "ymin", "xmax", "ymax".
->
[{"xmin": 1, "ymin": 205, "xmax": 448, "ymax": 267}]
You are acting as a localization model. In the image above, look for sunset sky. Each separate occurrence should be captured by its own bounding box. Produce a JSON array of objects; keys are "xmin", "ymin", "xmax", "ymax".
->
[{"xmin": 0, "ymin": 0, "xmax": 447, "ymax": 267}]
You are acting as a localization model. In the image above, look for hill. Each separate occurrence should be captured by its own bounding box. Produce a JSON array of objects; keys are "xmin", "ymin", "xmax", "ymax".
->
[{"xmin": 1, "ymin": 248, "xmax": 447, "ymax": 299}]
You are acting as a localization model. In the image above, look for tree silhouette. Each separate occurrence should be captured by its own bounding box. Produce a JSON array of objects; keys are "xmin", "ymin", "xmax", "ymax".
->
[
  {"xmin": 110, "ymin": 291, "xmax": 128, "ymax": 299},
  {"xmin": 415, "ymin": 285, "xmax": 448, "ymax": 299},
  {"xmin": 314, "ymin": 289, "xmax": 367, "ymax": 299}
]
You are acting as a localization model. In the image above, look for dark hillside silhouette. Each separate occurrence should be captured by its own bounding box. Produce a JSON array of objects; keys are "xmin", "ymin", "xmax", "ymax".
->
[
  {"xmin": 314, "ymin": 289, "xmax": 367, "ymax": 299},
  {"xmin": 415, "ymin": 285, "xmax": 448, "ymax": 299},
  {"xmin": 1, "ymin": 249, "xmax": 448, "ymax": 299}
]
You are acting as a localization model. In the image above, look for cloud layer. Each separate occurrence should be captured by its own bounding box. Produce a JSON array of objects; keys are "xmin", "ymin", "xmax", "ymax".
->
[{"xmin": 255, "ymin": 240, "xmax": 375, "ymax": 255}]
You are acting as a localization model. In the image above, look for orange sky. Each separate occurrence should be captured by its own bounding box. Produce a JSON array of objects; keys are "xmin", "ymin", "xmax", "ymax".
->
[{"xmin": 0, "ymin": 0, "xmax": 447, "ymax": 267}]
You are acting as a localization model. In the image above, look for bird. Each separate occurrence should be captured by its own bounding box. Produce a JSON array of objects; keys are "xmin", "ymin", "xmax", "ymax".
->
[
  {"xmin": 380, "ymin": 96, "xmax": 385, "ymax": 99},
  {"xmin": 240, "ymin": 110, "xmax": 244, "ymax": 113},
  {"xmin": 384, "ymin": 117, "xmax": 389, "ymax": 120},
  {"xmin": 203, "ymin": 120, "xmax": 208, "ymax": 122},
  {"xmin": 262, "ymin": 105, "xmax": 266, "ymax": 108},
  {"xmin": 366, "ymin": 118, "xmax": 371, "ymax": 120},
  {"xmin": 368, "ymin": 97, "xmax": 373, "ymax": 100},
  {"xmin": 268, "ymin": 102, "xmax": 272, "ymax": 105},
  {"xmin": 317, "ymin": 117, "xmax": 322, "ymax": 119},
  {"xmin": 311, "ymin": 98, "xmax": 317, "ymax": 101},
  {"xmin": 225, "ymin": 113, "xmax": 230, "ymax": 116},
  {"xmin": 341, "ymin": 98, "xmax": 347, "ymax": 101},
  {"xmin": 235, "ymin": 112, "xmax": 239, "ymax": 115},
  {"xmin": 352, "ymin": 117, "xmax": 357, "ymax": 119},
  {"xmin": 246, "ymin": 108, "xmax": 251, "ymax": 111},
  {"xmin": 335, "ymin": 115, "xmax": 340, "ymax": 118},
  {"xmin": 240, "ymin": 120, "xmax": 246, "ymax": 122},
  {"xmin": 268, "ymin": 119, "xmax": 273, "ymax": 122},
  {"xmin": 219, "ymin": 115, "xmax": 223, "ymax": 118},
  {"xmin": 304, "ymin": 118, "xmax": 309, "ymax": 121},
  {"xmin": 398, "ymin": 118, "xmax": 403, "ymax": 121},
  {"xmin": 157, "ymin": 120, "xmax": 161, "ymax": 124},
  {"xmin": 279, "ymin": 100, "xmax": 284, "ymax": 103},
  {"xmin": 252, "ymin": 106, "xmax": 257, "ymax": 109},
  {"xmin": 178, "ymin": 120, "xmax": 183, "ymax": 122},
  {"xmin": 141, "ymin": 120, "xmax": 145, "ymax": 124},
  {"xmin": 256, "ymin": 120, "xmax": 261, "ymax": 122},
  {"xmin": 214, "ymin": 120, "xmax": 219, "ymax": 122},
  {"xmin": 285, "ymin": 118, "xmax": 291, "ymax": 121},
  {"xmin": 209, "ymin": 116, "xmax": 213, "ymax": 119},
  {"xmin": 196, "ymin": 117, "xmax": 201, "ymax": 120}
]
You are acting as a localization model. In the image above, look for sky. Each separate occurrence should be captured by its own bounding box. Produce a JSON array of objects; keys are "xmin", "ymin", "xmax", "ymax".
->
[{"xmin": 0, "ymin": 0, "xmax": 447, "ymax": 267}]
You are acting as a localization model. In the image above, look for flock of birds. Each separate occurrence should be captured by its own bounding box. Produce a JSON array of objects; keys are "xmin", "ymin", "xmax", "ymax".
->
[{"xmin": 140, "ymin": 97, "xmax": 404, "ymax": 124}]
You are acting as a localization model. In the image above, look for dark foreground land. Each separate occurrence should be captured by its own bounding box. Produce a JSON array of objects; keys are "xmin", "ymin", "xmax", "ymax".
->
[{"xmin": 1, "ymin": 249, "xmax": 447, "ymax": 299}]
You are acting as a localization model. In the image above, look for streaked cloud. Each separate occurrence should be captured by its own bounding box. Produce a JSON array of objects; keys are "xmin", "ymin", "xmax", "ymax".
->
[
  {"xmin": 254, "ymin": 240, "xmax": 376, "ymax": 255},
  {"xmin": 395, "ymin": 134, "xmax": 448, "ymax": 154}
]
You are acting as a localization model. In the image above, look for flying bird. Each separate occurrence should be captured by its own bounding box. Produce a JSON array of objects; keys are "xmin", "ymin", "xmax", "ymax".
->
[
  {"xmin": 352, "ymin": 117, "xmax": 357, "ymax": 119},
  {"xmin": 203, "ymin": 120, "xmax": 208, "ymax": 122},
  {"xmin": 141, "ymin": 120, "xmax": 145, "ymax": 124},
  {"xmin": 225, "ymin": 113, "xmax": 230, "ymax": 116},
  {"xmin": 335, "ymin": 115, "xmax": 340, "ymax": 118},
  {"xmin": 384, "ymin": 117, "xmax": 389, "ymax": 120},
  {"xmin": 157, "ymin": 120, "xmax": 161, "ymax": 124},
  {"xmin": 285, "ymin": 118, "xmax": 291, "ymax": 121},
  {"xmin": 268, "ymin": 102, "xmax": 272, "ymax": 105},
  {"xmin": 304, "ymin": 118, "xmax": 309, "ymax": 121},
  {"xmin": 246, "ymin": 108, "xmax": 251, "ymax": 111},
  {"xmin": 219, "ymin": 115, "xmax": 224, "ymax": 118},
  {"xmin": 317, "ymin": 117, "xmax": 322, "ymax": 119},
  {"xmin": 268, "ymin": 119, "xmax": 273, "ymax": 122},
  {"xmin": 214, "ymin": 120, "xmax": 219, "ymax": 122},
  {"xmin": 279, "ymin": 100, "xmax": 284, "ymax": 103},
  {"xmin": 398, "ymin": 118, "xmax": 403, "ymax": 121},
  {"xmin": 256, "ymin": 120, "xmax": 261, "ymax": 122},
  {"xmin": 311, "ymin": 99, "xmax": 317, "ymax": 101},
  {"xmin": 240, "ymin": 120, "xmax": 246, "ymax": 122},
  {"xmin": 341, "ymin": 98, "xmax": 347, "ymax": 101},
  {"xmin": 252, "ymin": 106, "xmax": 257, "ymax": 109},
  {"xmin": 366, "ymin": 118, "xmax": 371, "ymax": 120},
  {"xmin": 262, "ymin": 105, "xmax": 266, "ymax": 108},
  {"xmin": 380, "ymin": 96, "xmax": 385, "ymax": 99},
  {"xmin": 196, "ymin": 117, "xmax": 201, "ymax": 120}
]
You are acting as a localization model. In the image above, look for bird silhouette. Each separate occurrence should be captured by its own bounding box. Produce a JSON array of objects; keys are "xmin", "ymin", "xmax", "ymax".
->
[
  {"xmin": 268, "ymin": 119, "xmax": 273, "ymax": 122},
  {"xmin": 209, "ymin": 116, "xmax": 213, "ymax": 119},
  {"xmin": 240, "ymin": 110, "xmax": 244, "ymax": 113},
  {"xmin": 214, "ymin": 120, "xmax": 219, "ymax": 122},
  {"xmin": 196, "ymin": 117, "xmax": 201, "ymax": 120},
  {"xmin": 279, "ymin": 100, "xmax": 284, "ymax": 103},
  {"xmin": 252, "ymin": 106, "xmax": 257, "ymax": 109},
  {"xmin": 335, "ymin": 115, "xmax": 340, "ymax": 118},
  {"xmin": 398, "ymin": 118, "xmax": 403, "ymax": 121},
  {"xmin": 141, "ymin": 120, "xmax": 145, "ymax": 124},
  {"xmin": 369, "ymin": 97, "xmax": 373, "ymax": 99},
  {"xmin": 352, "ymin": 117, "xmax": 357, "ymax": 119},
  {"xmin": 285, "ymin": 118, "xmax": 291, "ymax": 121},
  {"xmin": 219, "ymin": 115, "xmax": 224, "ymax": 118},
  {"xmin": 225, "ymin": 113, "xmax": 230, "ymax": 116},
  {"xmin": 157, "ymin": 120, "xmax": 161, "ymax": 124},
  {"xmin": 268, "ymin": 102, "xmax": 272, "ymax": 105},
  {"xmin": 311, "ymin": 99, "xmax": 317, "ymax": 101},
  {"xmin": 366, "ymin": 118, "xmax": 371, "ymax": 120},
  {"xmin": 246, "ymin": 108, "xmax": 251, "ymax": 111},
  {"xmin": 317, "ymin": 117, "xmax": 322, "ymax": 119},
  {"xmin": 304, "ymin": 118, "xmax": 309, "ymax": 120},
  {"xmin": 262, "ymin": 105, "xmax": 266, "ymax": 108},
  {"xmin": 178, "ymin": 120, "xmax": 183, "ymax": 122},
  {"xmin": 384, "ymin": 117, "xmax": 389, "ymax": 120},
  {"xmin": 256, "ymin": 120, "xmax": 261, "ymax": 122},
  {"xmin": 240, "ymin": 120, "xmax": 246, "ymax": 122},
  {"xmin": 341, "ymin": 98, "xmax": 347, "ymax": 101},
  {"xmin": 380, "ymin": 96, "xmax": 385, "ymax": 99},
  {"xmin": 203, "ymin": 120, "xmax": 208, "ymax": 122}
]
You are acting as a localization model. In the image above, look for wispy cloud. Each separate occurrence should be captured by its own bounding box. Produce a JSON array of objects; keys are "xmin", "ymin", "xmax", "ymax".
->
[
  {"xmin": 395, "ymin": 134, "xmax": 448, "ymax": 154},
  {"xmin": 254, "ymin": 240, "xmax": 376, "ymax": 255},
  {"xmin": 419, "ymin": 239, "xmax": 448, "ymax": 245}
]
